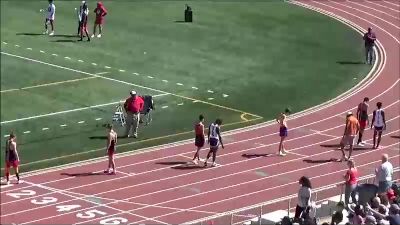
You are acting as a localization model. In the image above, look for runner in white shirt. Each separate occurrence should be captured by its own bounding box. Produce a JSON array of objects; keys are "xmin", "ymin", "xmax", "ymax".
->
[
  {"xmin": 204, "ymin": 119, "xmax": 224, "ymax": 167},
  {"xmin": 43, "ymin": 0, "xmax": 56, "ymax": 35},
  {"xmin": 375, "ymin": 154, "xmax": 393, "ymax": 193},
  {"xmin": 370, "ymin": 102, "xmax": 386, "ymax": 149}
]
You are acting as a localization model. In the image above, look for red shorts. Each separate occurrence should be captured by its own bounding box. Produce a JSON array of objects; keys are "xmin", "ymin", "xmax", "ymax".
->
[
  {"xmin": 107, "ymin": 148, "xmax": 115, "ymax": 157},
  {"xmin": 95, "ymin": 18, "xmax": 104, "ymax": 25},
  {"xmin": 6, "ymin": 160, "xmax": 19, "ymax": 168},
  {"xmin": 359, "ymin": 120, "xmax": 368, "ymax": 129}
]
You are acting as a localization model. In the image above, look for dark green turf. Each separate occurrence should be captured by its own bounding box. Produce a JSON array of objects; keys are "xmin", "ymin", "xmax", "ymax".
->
[{"xmin": 1, "ymin": 0, "xmax": 372, "ymax": 172}]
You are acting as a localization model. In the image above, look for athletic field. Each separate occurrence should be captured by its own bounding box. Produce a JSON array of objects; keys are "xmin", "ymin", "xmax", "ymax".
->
[{"xmin": 1, "ymin": 0, "xmax": 371, "ymax": 172}]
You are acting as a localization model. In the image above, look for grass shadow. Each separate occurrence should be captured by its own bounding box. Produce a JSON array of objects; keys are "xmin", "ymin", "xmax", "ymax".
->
[
  {"xmin": 336, "ymin": 61, "xmax": 365, "ymax": 65},
  {"xmin": 52, "ymin": 34, "xmax": 78, "ymax": 38},
  {"xmin": 155, "ymin": 161, "xmax": 187, "ymax": 166},
  {"xmin": 61, "ymin": 172, "xmax": 105, "ymax": 177},
  {"xmin": 174, "ymin": 20, "xmax": 187, "ymax": 23},
  {"xmin": 241, "ymin": 153, "xmax": 271, "ymax": 158},
  {"xmin": 16, "ymin": 32, "xmax": 44, "ymax": 36},
  {"xmin": 303, "ymin": 158, "xmax": 335, "ymax": 164}
]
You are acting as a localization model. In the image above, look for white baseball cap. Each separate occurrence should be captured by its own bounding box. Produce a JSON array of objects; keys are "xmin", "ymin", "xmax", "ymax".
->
[
  {"xmin": 347, "ymin": 112, "xmax": 353, "ymax": 116},
  {"xmin": 130, "ymin": 90, "xmax": 137, "ymax": 95}
]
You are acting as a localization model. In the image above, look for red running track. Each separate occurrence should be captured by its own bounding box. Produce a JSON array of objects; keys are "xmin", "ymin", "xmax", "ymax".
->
[{"xmin": 1, "ymin": 1, "xmax": 399, "ymax": 224}]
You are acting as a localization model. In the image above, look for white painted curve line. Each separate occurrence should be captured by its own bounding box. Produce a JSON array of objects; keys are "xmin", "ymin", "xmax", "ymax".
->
[
  {"xmin": 118, "ymin": 69, "xmax": 125, "ymax": 72},
  {"xmin": 26, "ymin": 48, "xmax": 32, "ymax": 50},
  {"xmin": 208, "ymin": 97, "xmax": 214, "ymax": 100},
  {"xmin": 161, "ymin": 106, "xmax": 169, "ymax": 109},
  {"xmin": 192, "ymin": 87, "xmax": 198, "ymax": 90},
  {"xmin": 176, "ymin": 83, "xmax": 183, "ymax": 86},
  {"xmin": 2, "ymin": 42, "xmax": 7, "ymax": 44},
  {"xmin": 177, "ymin": 103, "xmax": 184, "ymax": 106},
  {"xmin": 42, "ymin": 128, "xmax": 49, "ymax": 131},
  {"xmin": 60, "ymin": 124, "xmax": 67, "ymax": 127},
  {"xmin": 15, "ymin": 45, "xmax": 20, "ymax": 47},
  {"xmin": 95, "ymin": 72, "xmax": 109, "ymax": 75},
  {"xmin": 78, "ymin": 60, "xmax": 84, "ymax": 63},
  {"xmin": 132, "ymin": 72, "xmax": 139, "ymax": 76},
  {"xmin": 39, "ymin": 50, "xmax": 45, "ymax": 53},
  {"xmin": 162, "ymin": 80, "xmax": 168, "ymax": 83},
  {"xmin": 91, "ymin": 63, "xmax": 97, "ymax": 66},
  {"xmin": 95, "ymin": 118, "xmax": 102, "ymax": 121},
  {"xmin": 23, "ymin": 131, "xmax": 31, "ymax": 134},
  {"xmin": 51, "ymin": 53, "xmax": 58, "ymax": 56},
  {"xmin": 193, "ymin": 100, "xmax": 200, "ymax": 103},
  {"xmin": 105, "ymin": 66, "xmax": 111, "ymax": 69},
  {"xmin": 147, "ymin": 76, "xmax": 154, "ymax": 79},
  {"xmin": 78, "ymin": 121, "xmax": 85, "ymax": 124},
  {"xmin": 4, "ymin": 134, "xmax": 10, "ymax": 138},
  {"xmin": 64, "ymin": 56, "xmax": 71, "ymax": 60},
  {"xmin": 222, "ymin": 94, "xmax": 229, "ymax": 98},
  {"xmin": 207, "ymin": 90, "xmax": 214, "ymax": 93}
]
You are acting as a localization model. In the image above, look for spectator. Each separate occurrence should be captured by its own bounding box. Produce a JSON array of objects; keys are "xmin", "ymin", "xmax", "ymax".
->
[
  {"xmin": 331, "ymin": 211, "xmax": 343, "ymax": 225},
  {"xmin": 367, "ymin": 204, "xmax": 400, "ymax": 225},
  {"xmin": 372, "ymin": 197, "xmax": 382, "ymax": 210},
  {"xmin": 363, "ymin": 27, "xmax": 376, "ymax": 65},
  {"xmin": 379, "ymin": 193, "xmax": 391, "ymax": 207},
  {"xmin": 375, "ymin": 154, "xmax": 393, "ymax": 194},
  {"xmin": 294, "ymin": 176, "xmax": 312, "ymax": 220},
  {"xmin": 123, "ymin": 90, "xmax": 144, "ymax": 138},
  {"xmin": 365, "ymin": 215, "xmax": 377, "ymax": 225},
  {"xmin": 344, "ymin": 160, "xmax": 359, "ymax": 206}
]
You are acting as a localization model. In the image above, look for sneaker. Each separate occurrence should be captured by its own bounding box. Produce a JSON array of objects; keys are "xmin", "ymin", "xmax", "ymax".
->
[
  {"xmin": 91, "ymin": 34, "xmax": 95, "ymax": 38},
  {"xmin": 204, "ymin": 161, "xmax": 208, "ymax": 167},
  {"xmin": 43, "ymin": 30, "xmax": 49, "ymax": 35},
  {"xmin": 192, "ymin": 159, "xmax": 198, "ymax": 165},
  {"xmin": 16, "ymin": 180, "xmax": 20, "ymax": 184},
  {"xmin": 133, "ymin": 134, "xmax": 138, "ymax": 138},
  {"xmin": 97, "ymin": 34, "xmax": 102, "ymax": 38},
  {"xmin": 104, "ymin": 169, "xmax": 110, "ymax": 173},
  {"xmin": 358, "ymin": 143, "xmax": 364, "ymax": 147},
  {"xmin": 6, "ymin": 180, "xmax": 10, "ymax": 185},
  {"xmin": 279, "ymin": 151, "xmax": 286, "ymax": 156},
  {"xmin": 361, "ymin": 141, "xmax": 367, "ymax": 144},
  {"xmin": 211, "ymin": 162, "xmax": 217, "ymax": 167},
  {"xmin": 49, "ymin": 31, "xmax": 54, "ymax": 36}
]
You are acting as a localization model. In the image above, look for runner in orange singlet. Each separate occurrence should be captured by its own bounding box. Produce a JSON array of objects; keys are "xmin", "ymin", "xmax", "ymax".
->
[{"xmin": 338, "ymin": 112, "xmax": 360, "ymax": 162}]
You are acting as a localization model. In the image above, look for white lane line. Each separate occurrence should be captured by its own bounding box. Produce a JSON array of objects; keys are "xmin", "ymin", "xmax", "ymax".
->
[
  {"xmin": 26, "ymin": 47, "xmax": 32, "ymax": 50},
  {"xmin": 119, "ymin": 69, "xmax": 125, "ymax": 72},
  {"xmin": 193, "ymin": 100, "xmax": 200, "ymax": 103},
  {"xmin": 207, "ymin": 90, "xmax": 214, "ymax": 93},
  {"xmin": 95, "ymin": 118, "xmax": 102, "ymax": 121},
  {"xmin": 192, "ymin": 87, "xmax": 198, "ymax": 90},
  {"xmin": 176, "ymin": 83, "xmax": 183, "ymax": 86},
  {"xmin": 42, "ymin": 128, "xmax": 49, "ymax": 131},
  {"xmin": 39, "ymin": 50, "xmax": 45, "ymax": 53},
  {"xmin": 161, "ymin": 106, "xmax": 169, "ymax": 109},
  {"xmin": 162, "ymin": 80, "xmax": 168, "ymax": 83},
  {"xmin": 132, "ymin": 72, "xmax": 139, "ymax": 76},
  {"xmin": 91, "ymin": 63, "xmax": 97, "ymax": 66},
  {"xmin": 3, "ymin": 135, "xmax": 10, "ymax": 138},
  {"xmin": 78, "ymin": 59, "xmax": 84, "ymax": 63},
  {"xmin": 60, "ymin": 124, "xmax": 67, "ymax": 127},
  {"xmin": 51, "ymin": 53, "xmax": 57, "ymax": 56},
  {"xmin": 15, "ymin": 45, "xmax": 20, "ymax": 47},
  {"xmin": 105, "ymin": 66, "xmax": 111, "ymax": 69},
  {"xmin": 177, "ymin": 103, "xmax": 184, "ymax": 106},
  {"xmin": 2, "ymin": 42, "xmax": 7, "ymax": 44},
  {"xmin": 223, "ymin": 94, "xmax": 229, "ymax": 97},
  {"xmin": 0, "ymin": 93, "xmax": 169, "ymax": 124},
  {"xmin": 23, "ymin": 131, "xmax": 31, "ymax": 134},
  {"xmin": 64, "ymin": 56, "xmax": 71, "ymax": 60},
  {"xmin": 95, "ymin": 72, "xmax": 109, "ymax": 75},
  {"xmin": 147, "ymin": 76, "xmax": 154, "ymax": 79},
  {"xmin": 78, "ymin": 121, "xmax": 85, "ymax": 124},
  {"xmin": 208, "ymin": 98, "xmax": 214, "ymax": 100}
]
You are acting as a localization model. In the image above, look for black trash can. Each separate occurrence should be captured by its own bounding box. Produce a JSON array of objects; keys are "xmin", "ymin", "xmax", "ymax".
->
[
  {"xmin": 184, "ymin": 5, "xmax": 192, "ymax": 22},
  {"xmin": 354, "ymin": 183, "xmax": 378, "ymax": 206}
]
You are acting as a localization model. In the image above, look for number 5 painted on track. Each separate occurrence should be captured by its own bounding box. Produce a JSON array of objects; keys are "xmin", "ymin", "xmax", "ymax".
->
[
  {"xmin": 76, "ymin": 209, "xmax": 107, "ymax": 219},
  {"xmin": 100, "ymin": 217, "xmax": 128, "ymax": 225}
]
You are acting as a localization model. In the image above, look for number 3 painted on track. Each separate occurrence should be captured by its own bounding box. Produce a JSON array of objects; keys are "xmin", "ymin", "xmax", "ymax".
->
[
  {"xmin": 31, "ymin": 196, "xmax": 58, "ymax": 205},
  {"xmin": 100, "ymin": 217, "xmax": 128, "ymax": 225},
  {"xmin": 76, "ymin": 209, "xmax": 107, "ymax": 219}
]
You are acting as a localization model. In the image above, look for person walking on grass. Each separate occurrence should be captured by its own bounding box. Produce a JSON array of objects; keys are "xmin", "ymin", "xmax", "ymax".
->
[
  {"xmin": 104, "ymin": 124, "xmax": 117, "ymax": 175},
  {"xmin": 4, "ymin": 132, "xmax": 20, "ymax": 185},
  {"xmin": 363, "ymin": 27, "xmax": 376, "ymax": 65},
  {"xmin": 192, "ymin": 114, "xmax": 205, "ymax": 165},
  {"xmin": 356, "ymin": 97, "xmax": 369, "ymax": 146},
  {"xmin": 371, "ymin": 102, "xmax": 386, "ymax": 149},
  {"xmin": 294, "ymin": 176, "xmax": 312, "ymax": 220},
  {"xmin": 343, "ymin": 160, "xmax": 359, "ymax": 206},
  {"xmin": 338, "ymin": 112, "xmax": 360, "ymax": 162},
  {"xmin": 204, "ymin": 119, "xmax": 224, "ymax": 167},
  {"xmin": 276, "ymin": 108, "xmax": 290, "ymax": 156},
  {"xmin": 123, "ymin": 90, "xmax": 144, "ymax": 138},
  {"xmin": 91, "ymin": 1, "xmax": 107, "ymax": 38}
]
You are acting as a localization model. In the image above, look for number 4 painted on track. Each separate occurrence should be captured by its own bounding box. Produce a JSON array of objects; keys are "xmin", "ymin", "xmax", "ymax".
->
[{"xmin": 56, "ymin": 204, "xmax": 82, "ymax": 212}]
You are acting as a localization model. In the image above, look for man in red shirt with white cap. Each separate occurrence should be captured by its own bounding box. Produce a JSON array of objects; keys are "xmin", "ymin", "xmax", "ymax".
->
[{"xmin": 123, "ymin": 90, "xmax": 144, "ymax": 138}]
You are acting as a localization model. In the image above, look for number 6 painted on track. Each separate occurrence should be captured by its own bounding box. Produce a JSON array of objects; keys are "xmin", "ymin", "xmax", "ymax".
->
[
  {"xmin": 100, "ymin": 217, "xmax": 128, "ymax": 225},
  {"xmin": 76, "ymin": 209, "xmax": 107, "ymax": 219}
]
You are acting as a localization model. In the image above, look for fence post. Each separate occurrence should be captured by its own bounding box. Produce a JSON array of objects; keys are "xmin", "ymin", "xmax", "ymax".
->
[
  {"xmin": 259, "ymin": 205, "xmax": 263, "ymax": 225},
  {"xmin": 230, "ymin": 213, "xmax": 234, "ymax": 225},
  {"xmin": 288, "ymin": 199, "xmax": 291, "ymax": 217}
]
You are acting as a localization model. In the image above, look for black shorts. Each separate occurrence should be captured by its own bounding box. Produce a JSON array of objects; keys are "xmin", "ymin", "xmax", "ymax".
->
[
  {"xmin": 195, "ymin": 135, "xmax": 205, "ymax": 147},
  {"xmin": 209, "ymin": 138, "xmax": 219, "ymax": 150},
  {"xmin": 374, "ymin": 126, "xmax": 384, "ymax": 131}
]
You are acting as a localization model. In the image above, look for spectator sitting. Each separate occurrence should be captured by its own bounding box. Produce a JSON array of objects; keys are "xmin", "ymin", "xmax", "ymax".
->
[
  {"xmin": 331, "ymin": 211, "xmax": 343, "ymax": 225},
  {"xmin": 365, "ymin": 215, "xmax": 377, "ymax": 225},
  {"xmin": 366, "ymin": 203, "xmax": 400, "ymax": 225}
]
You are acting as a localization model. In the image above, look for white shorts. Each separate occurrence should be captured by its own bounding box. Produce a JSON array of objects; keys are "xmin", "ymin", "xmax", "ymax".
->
[{"xmin": 341, "ymin": 135, "xmax": 356, "ymax": 146}]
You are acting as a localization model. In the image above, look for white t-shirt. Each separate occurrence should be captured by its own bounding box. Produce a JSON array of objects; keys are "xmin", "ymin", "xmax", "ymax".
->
[
  {"xmin": 373, "ymin": 109, "xmax": 385, "ymax": 127},
  {"xmin": 47, "ymin": 3, "xmax": 56, "ymax": 20},
  {"xmin": 376, "ymin": 161, "xmax": 393, "ymax": 182},
  {"xmin": 209, "ymin": 123, "xmax": 220, "ymax": 140},
  {"xmin": 297, "ymin": 186, "xmax": 311, "ymax": 208}
]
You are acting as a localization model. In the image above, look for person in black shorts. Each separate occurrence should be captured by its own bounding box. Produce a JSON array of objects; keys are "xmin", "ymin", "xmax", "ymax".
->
[
  {"xmin": 192, "ymin": 115, "xmax": 205, "ymax": 164},
  {"xmin": 4, "ymin": 132, "xmax": 20, "ymax": 185},
  {"xmin": 204, "ymin": 119, "xmax": 224, "ymax": 167}
]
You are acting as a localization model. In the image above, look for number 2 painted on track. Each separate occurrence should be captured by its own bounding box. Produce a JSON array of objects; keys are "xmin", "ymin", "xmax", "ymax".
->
[
  {"xmin": 76, "ymin": 209, "xmax": 107, "ymax": 219},
  {"xmin": 6, "ymin": 190, "xmax": 36, "ymax": 199}
]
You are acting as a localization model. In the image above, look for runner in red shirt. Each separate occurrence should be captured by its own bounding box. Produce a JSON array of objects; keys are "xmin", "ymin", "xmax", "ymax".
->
[
  {"xmin": 104, "ymin": 124, "xmax": 117, "ymax": 174},
  {"xmin": 192, "ymin": 115, "xmax": 205, "ymax": 164},
  {"xmin": 344, "ymin": 160, "xmax": 358, "ymax": 205},
  {"xmin": 92, "ymin": 1, "xmax": 107, "ymax": 38},
  {"xmin": 4, "ymin": 132, "xmax": 20, "ymax": 185}
]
